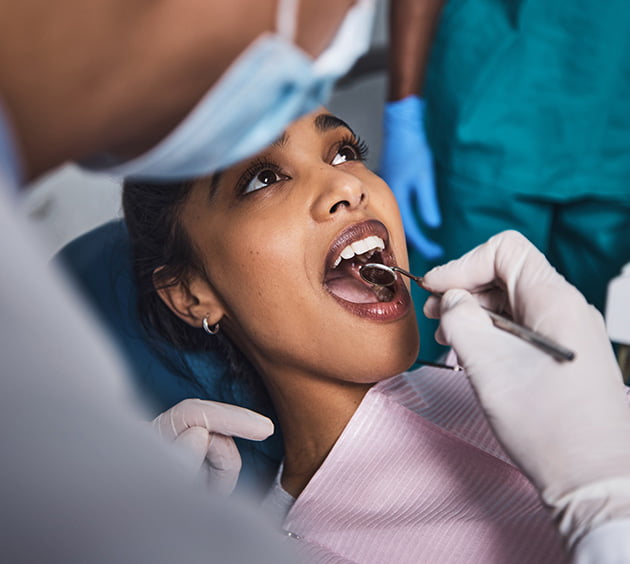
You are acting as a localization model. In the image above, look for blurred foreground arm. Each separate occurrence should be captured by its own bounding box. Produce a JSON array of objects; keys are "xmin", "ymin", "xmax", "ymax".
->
[
  {"xmin": 423, "ymin": 230, "xmax": 630, "ymax": 561},
  {"xmin": 379, "ymin": 0, "xmax": 445, "ymax": 259},
  {"xmin": 0, "ymin": 189, "xmax": 293, "ymax": 563}
]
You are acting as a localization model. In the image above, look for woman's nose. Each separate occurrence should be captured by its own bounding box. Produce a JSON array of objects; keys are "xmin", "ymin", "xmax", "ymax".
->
[{"xmin": 310, "ymin": 167, "xmax": 367, "ymax": 221}]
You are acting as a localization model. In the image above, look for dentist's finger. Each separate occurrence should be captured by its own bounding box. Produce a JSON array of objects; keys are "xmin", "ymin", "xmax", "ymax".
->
[
  {"xmin": 423, "ymin": 287, "xmax": 509, "ymax": 320},
  {"xmin": 422, "ymin": 230, "xmax": 552, "ymax": 296},
  {"xmin": 436, "ymin": 289, "xmax": 529, "ymax": 376},
  {"xmin": 154, "ymin": 399, "xmax": 274, "ymax": 442}
]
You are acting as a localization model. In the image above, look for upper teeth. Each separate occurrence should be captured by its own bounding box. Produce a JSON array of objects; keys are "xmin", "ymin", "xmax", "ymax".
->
[{"xmin": 333, "ymin": 235, "xmax": 385, "ymax": 267}]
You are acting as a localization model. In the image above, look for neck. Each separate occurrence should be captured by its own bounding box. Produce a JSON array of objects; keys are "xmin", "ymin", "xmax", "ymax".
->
[{"xmin": 263, "ymin": 372, "xmax": 372, "ymax": 497}]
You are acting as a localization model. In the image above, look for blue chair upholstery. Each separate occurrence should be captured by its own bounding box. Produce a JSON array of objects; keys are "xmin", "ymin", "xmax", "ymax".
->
[{"xmin": 55, "ymin": 219, "xmax": 282, "ymax": 493}]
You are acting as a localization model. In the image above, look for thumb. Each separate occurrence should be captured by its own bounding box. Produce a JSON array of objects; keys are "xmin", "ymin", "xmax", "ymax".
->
[
  {"xmin": 438, "ymin": 289, "xmax": 499, "ymax": 366},
  {"xmin": 400, "ymin": 202, "xmax": 443, "ymax": 259},
  {"xmin": 173, "ymin": 426, "xmax": 211, "ymax": 470},
  {"xmin": 205, "ymin": 434, "xmax": 243, "ymax": 496},
  {"xmin": 414, "ymin": 155, "xmax": 441, "ymax": 228}
]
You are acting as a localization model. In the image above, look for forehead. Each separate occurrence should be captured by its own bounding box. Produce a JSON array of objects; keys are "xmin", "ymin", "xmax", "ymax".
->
[
  {"xmin": 205, "ymin": 111, "xmax": 356, "ymax": 196},
  {"xmin": 270, "ymin": 111, "xmax": 355, "ymax": 147}
]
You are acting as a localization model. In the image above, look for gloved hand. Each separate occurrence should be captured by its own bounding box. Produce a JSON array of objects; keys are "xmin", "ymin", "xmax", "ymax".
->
[
  {"xmin": 422, "ymin": 230, "xmax": 630, "ymax": 548},
  {"xmin": 153, "ymin": 399, "xmax": 274, "ymax": 495},
  {"xmin": 379, "ymin": 95, "xmax": 443, "ymax": 260}
]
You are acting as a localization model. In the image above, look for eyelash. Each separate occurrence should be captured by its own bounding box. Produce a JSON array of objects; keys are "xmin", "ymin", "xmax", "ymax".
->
[
  {"xmin": 336, "ymin": 134, "xmax": 369, "ymax": 163},
  {"xmin": 236, "ymin": 134, "xmax": 370, "ymax": 197},
  {"xmin": 236, "ymin": 158, "xmax": 280, "ymax": 195}
]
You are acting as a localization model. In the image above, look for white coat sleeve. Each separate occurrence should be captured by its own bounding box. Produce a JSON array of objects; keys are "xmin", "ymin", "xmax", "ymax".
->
[
  {"xmin": 573, "ymin": 519, "xmax": 630, "ymax": 564},
  {"xmin": 0, "ymin": 179, "xmax": 294, "ymax": 562}
]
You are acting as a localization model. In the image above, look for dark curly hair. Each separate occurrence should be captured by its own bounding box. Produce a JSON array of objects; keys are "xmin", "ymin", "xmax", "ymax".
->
[{"xmin": 121, "ymin": 178, "xmax": 258, "ymax": 388}]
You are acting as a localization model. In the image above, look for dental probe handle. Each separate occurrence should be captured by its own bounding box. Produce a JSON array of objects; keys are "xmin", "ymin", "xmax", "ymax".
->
[{"xmin": 481, "ymin": 308, "xmax": 575, "ymax": 362}]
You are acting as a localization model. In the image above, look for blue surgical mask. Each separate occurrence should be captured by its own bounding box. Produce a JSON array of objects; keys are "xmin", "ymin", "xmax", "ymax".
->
[{"xmin": 81, "ymin": 0, "xmax": 375, "ymax": 180}]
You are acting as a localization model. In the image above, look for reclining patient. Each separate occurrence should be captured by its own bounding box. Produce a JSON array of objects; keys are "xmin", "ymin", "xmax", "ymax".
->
[{"xmin": 122, "ymin": 110, "xmax": 568, "ymax": 563}]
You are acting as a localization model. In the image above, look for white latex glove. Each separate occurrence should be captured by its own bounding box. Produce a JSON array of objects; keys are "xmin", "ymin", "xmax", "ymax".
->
[
  {"xmin": 153, "ymin": 399, "xmax": 274, "ymax": 495},
  {"xmin": 422, "ymin": 230, "xmax": 630, "ymax": 549}
]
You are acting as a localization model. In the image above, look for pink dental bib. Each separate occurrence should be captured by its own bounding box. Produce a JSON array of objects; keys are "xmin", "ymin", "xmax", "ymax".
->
[{"xmin": 277, "ymin": 367, "xmax": 568, "ymax": 563}]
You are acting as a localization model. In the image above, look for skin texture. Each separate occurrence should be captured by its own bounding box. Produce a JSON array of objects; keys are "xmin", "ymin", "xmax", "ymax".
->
[
  {"xmin": 159, "ymin": 110, "xmax": 420, "ymax": 495},
  {"xmin": 387, "ymin": 0, "xmax": 446, "ymax": 100},
  {"xmin": 0, "ymin": 0, "xmax": 354, "ymax": 181}
]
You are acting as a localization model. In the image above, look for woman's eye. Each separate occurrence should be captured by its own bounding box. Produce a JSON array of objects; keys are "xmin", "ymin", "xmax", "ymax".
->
[
  {"xmin": 244, "ymin": 169, "xmax": 283, "ymax": 194},
  {"xmin": 331, "ymin": 145, "xmax": 358, "ymax": 165}
]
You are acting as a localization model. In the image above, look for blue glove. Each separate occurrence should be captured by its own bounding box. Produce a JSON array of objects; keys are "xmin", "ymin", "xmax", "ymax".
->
[{"xmin": 379, "ymin": 95, "xmax": 443, "ymax": 259}]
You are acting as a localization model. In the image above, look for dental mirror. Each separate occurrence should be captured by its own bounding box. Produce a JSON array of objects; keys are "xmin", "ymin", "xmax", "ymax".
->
[{"xmin": 360, "ymin": 263, "xmax": 424, "ymax": 286}]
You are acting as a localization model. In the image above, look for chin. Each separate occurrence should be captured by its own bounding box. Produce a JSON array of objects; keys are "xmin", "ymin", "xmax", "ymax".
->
[{"xmin": 346, "ymin": 327, "xmax": 419, "ymax": 383}]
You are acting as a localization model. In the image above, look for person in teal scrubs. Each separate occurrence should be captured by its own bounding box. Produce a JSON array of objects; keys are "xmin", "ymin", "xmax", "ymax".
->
[{"xmin": 380, "ymin": 0, "xmax": 630, "ymax": 361}]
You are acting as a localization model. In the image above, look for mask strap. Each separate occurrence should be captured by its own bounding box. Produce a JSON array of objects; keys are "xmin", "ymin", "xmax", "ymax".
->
[{"xmin": 275, "ymin": 0, "xmax": 299, "ymax": 42}]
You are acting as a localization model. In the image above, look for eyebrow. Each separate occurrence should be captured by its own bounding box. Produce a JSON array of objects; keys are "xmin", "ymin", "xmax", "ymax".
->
[
  {"xmin": 271, "ymin": 131, "xmax": 289, "ymax": 148},
  {"xmin": 314, "ymin": 113, "xmax": 356, "ymax": 136},
  {"xmin": 270, "ymin": 114, "xmax": 354, "ymax": 150}
]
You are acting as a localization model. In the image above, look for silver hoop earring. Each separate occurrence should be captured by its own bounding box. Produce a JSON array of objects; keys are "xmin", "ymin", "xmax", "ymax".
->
[{"xmin": 202, "ymin": 317, "xmax": 220, "ymax": 335}]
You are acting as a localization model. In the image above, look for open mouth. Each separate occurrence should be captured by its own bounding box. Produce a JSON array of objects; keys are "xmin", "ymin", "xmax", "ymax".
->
[
  {"xmin": 323, "ymin": 220, "xmax": 411, "ymax": 320},
  {"xmin": 325, "ymin": 235, "xmax": 394, "ymax": 303}
]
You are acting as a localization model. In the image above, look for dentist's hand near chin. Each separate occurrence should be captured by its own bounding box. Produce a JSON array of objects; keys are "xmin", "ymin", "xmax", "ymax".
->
[
  {"xmin": 153, "ymin": 399, "xmax": 274, "ymax": 495},
  {"xmin": 379, "ymin": 95, "xmax": 443, "ymax": 260},
  {"xmin": 423, "ymin": 230, "xmax": 630, "ymax": 562}
]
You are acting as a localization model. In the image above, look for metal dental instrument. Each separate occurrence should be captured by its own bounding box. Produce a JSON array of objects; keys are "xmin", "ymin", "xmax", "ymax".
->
[
  {"xmin": 360, "ymin": 263, "xmax": 576, "ymax": 363},
  {"xmin": 415, "ymin": 360, "xmax": 464, "ymax": 372}
]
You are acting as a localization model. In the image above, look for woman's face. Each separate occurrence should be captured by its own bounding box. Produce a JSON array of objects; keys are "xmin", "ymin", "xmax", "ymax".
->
[{"xmin": 179, "ymin": 110, "xmax": 419, "ymax": 384}]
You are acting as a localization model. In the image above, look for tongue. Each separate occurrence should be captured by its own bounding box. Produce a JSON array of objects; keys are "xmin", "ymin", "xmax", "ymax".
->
[
  {"xmin": 325, "ymin": 260, "xmax": 392, "ymax": 304},
  {"xmin": 326, "ymin": 276, "xmax": 381, "ymax": 303}
]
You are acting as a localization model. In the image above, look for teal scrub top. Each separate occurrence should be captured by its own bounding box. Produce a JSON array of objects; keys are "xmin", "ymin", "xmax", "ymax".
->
[{"xmin": 424, "ymin": 0, "xmax": 630, "ymax": 201}]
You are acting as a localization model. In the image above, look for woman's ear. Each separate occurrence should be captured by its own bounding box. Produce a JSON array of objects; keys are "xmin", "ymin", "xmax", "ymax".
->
[{"xmin": 154, "ymin": 267, "xmax": 224, "ymax": 328}]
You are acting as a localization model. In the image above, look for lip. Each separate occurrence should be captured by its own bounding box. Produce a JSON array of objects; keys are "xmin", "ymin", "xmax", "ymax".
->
[{"xmin": 324, "ymin": 219, "xmax": 412, "ymax": 322}]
